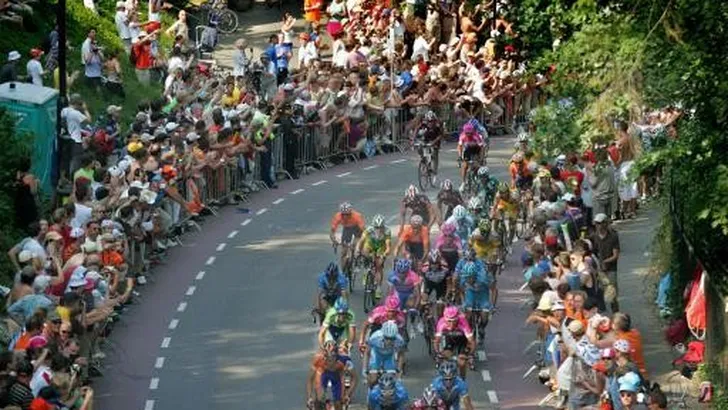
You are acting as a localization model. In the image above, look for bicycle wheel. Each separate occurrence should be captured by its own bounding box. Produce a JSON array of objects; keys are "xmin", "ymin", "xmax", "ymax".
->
[
  {"xmin": 418, "ymin": 160, "xmax": 429, "ymax": 191},
  {"xmin": 345, "ymin": 258, "xmax": 354, "ymax": 293},
  {"xmin": 428, "ymin": 162, "xmax": 437, "ymax": 189},
  {"xmin": 363, "ymin": 271, "xmax": 376, "ymax": 313},
  {"xmin": 217, "ymin": 9, "xmax": 239, "ymax": 34}
]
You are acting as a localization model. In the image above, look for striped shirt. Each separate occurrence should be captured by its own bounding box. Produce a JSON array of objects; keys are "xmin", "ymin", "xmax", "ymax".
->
[{"xmin": 7, "ymin": 380, "xmax": 33, "ymax": 409}]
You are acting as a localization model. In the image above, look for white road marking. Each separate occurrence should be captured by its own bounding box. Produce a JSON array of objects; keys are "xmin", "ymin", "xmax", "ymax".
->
[
  {"xmin": 390, "ymin": 158, "xmax": 407, "ymax": 164},
  {"xmin": 337, "ymin": 171, "xmax": 352, "ymax": 177},
  {"xmin": 169, "ymin": 319, "xmax": 179, "ymax": 330},
  {"xmin": 448, "ymin": 148, "xmax": 458, "ymax": 153},
  {"xmin": 155, "ymin": 357, "xmax": 165, "ymax": 369},
  {"xmin": 161, "ymin": 337, "xmax": 171, "ymax": 348},
  {"xmin": 291, "ymin": 188, "xmax": 305, "ymax": 195},
  {"xmin": 144, "ymin": 400, "xmax": 155, "ymax": 410},
  {"xmin": 195, "ymin": 271, "xmax": 206, "ymax": 280},
  {"xmin": 477, "ymin": 350, "xmax": 487, "ymax": 362},
  {"xmin": 273, "ymin": 198, "xmax": 285, "ymax": 205},
  {"xmin": 228, "ymin": 230, "xmax": 238, "ymax": 238},
  {"xmin": 205, "ymin": 256, "xmax": 216, "ymax": 265},
  {"xmin": 481, "ymin": 370, "xmax": 492, "ymax": 382},
  {"xmin": 256, "ymin": 208, "xmax": 268, "ymax": 215},
  {"xmin": 487, "ymin": 391, "xmax": 499, "ymax": 404},
  {"xmin": 216, "ymin": 243, "xmax": 226, "ymax": 251},
  {"xmin": 186, "ymin": 286, "xmax": 196, "ymax": 296},
  {"xmin": 312, "ymin": 180, "xmax": 327, "ymax": 186},
  {"xmin": 177, "ymin": 302, "xmax": 187, "ymax": 312},
  {"xmin": 241, "ymin": 218, "xmax": 252, "ymax": 226},
  {"xmin": 149, "ymin": 377, "xmax": 159, "ymax": 390},
  {"xmin": 386, "ymin": 214, "xmax": 399, "ymax": 223},
  {"xmin": 363, "ymin": 165, "xmax": 379, "ymax": 170}
]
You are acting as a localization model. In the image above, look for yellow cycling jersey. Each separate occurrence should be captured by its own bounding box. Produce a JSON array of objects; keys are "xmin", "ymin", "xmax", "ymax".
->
[{"xmin": 470, "ymin": 237, "xmax": 501, "ymax": 260}]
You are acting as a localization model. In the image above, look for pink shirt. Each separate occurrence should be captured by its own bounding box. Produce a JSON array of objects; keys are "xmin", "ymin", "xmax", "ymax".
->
[
  {"xmin": 435, "ymin": 314, "xmax": 473, "ymax": 338},
  {"xmin": 435, "ymin": 233, "xmax": 462, "ymax": 252},
  {"xmin": 367, "ymin": 306, "xmax": 406, "ymax": 326},
  {"xmin": 458, "ymin": 132, "xmax": 484, "ymax": 146}
]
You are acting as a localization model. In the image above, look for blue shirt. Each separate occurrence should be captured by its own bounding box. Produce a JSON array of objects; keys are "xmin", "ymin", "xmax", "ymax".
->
[
  {"xmin": 454, "ymin": 258, "xmax": 487, "ymax": 279},
  {"xmin": 431, "ymin": 375, "xmax": 469, "ymax": 409},
  {"xmin": 368, "ymin": 382, "xmax": 409, "ymax": 410},
  {"xmin": 8, "ymin": 294, "xmax": 54, "ymax": 323},
  {"xmin": 318, "ymin": 272, "xmax": 348, "ymax": 295},
  {"xmin": 265, "ymin": 45, "xmax": 278, "ymax": 69},
  {"xmin": 445, "ymin": 215, "xmax": 475, "ymax": 247},
  {"xmin": 368, "ymin": 330, "xmax": 406, "ymax": 359},
  {"xmin": 275, "ymin": 44, "xmax": 291, "ymax": 70}
]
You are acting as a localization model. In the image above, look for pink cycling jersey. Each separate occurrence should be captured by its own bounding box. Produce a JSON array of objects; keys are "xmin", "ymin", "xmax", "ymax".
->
[
  {"xmin": 458, "ymin": 132, "xmax": 484, "ymax": 146},
  {"xmin": 435, "ymin": 233, "xmax": 462, "ymax": 252},
  {"xmin": 435, "ymin": 314, "xmax": 473, "ymax": 338},
  {"xmin": 367, "ymin": 305, "xmax": 407, "ymax": 326}
]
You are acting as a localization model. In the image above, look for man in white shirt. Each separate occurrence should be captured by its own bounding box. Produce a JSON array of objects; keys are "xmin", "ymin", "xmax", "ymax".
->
[
  {"xmin": 114, "ymin": 1, "xmax": 132, "ymax": 52},
  {"xmin": 61, "ymin": 95, "xmax": 92, "ymax": 173},
  {"xmin": 26, "ymin": 49, "xmax": 44, "ymax": 86},
  {"xmin": 298, "ymin": 33, "xmax": 318, "ymax": 69},
  {"xmin": 81, "ymin": 29, "xmax": 96, "ymax": 65}
]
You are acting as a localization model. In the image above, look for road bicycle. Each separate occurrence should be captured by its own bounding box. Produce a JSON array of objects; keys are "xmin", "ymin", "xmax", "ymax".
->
[
  {"xmin": 187, "ymin": 0, "xmax": 239, "ymax": 34},
  {"xmin": 415, "ymin": 141, "xmax": 437, "ymax": 191},
  {"xmin": 358, "ymin": 255, "xmax": 379, "ymax": 313},
  {"xmin": 334, "ymin": 242, "xmax": 356, "ymax": 294},
  {"xmin": 515, "ymin": 189, "xmax": 533, "ymax": 239},
  {"xmin": 458, "ymin": 158, "xmax": 482, "ymax": 200}
]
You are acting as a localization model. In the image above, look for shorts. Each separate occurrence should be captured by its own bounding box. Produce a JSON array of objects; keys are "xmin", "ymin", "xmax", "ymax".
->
[
  {"xmin": 463, "ymin": 291, "xmax": 491, "ymax": 311},
  {"xmin": 443, "ymin": 333, "xmax": 468, "ymax": 355},
  {"xmin": 369, "ymin": 353, "xmax": 398, "ymax": 373},
  {"xmin": 326, "ymin": 325, "xmax": 348, "ymax": 343},
  {"xmin": 441, "ymin": 250, "xmax": 459, "ymax": 274},
  {"xmin": 406, "ymin": 242, "xmax": 425, "ymax": 260},
  {"xmin": 320, "ymin": 370, "xmax": 343, "ymax": 401},
  {"xmin": 516, "ymin": 175, "xmax": 534, "ymax": 190},
  {"xmin": 424, "ymin": 278, "xmax": 447, "ymax": 300},
  {"xmin": 341, "ymin": 226, "xmax": 362, "ymax": 244},
  {"xmin": 394, "ymin": 290, "xmax": 414, "ymax": 310},
  {"xmin": 363, "ymin": 243, "xmax": 387, "ymax": 257},
  {"xmin": 323, "ymin": 293, "xmax": 339, "ymax": 306},
  {"xmin": 462, "ymin": 145, "xmax": 481, "ymax": 162}
]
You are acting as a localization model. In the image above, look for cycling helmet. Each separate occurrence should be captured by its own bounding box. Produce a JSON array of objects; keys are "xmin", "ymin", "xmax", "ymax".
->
[
  {"xmin": 477, "ymin": 166, "xmax": 490, "ymax": 177},
  {"xmin": 381, "ymin": 320, "xmax": 399, "ymax": 339},
  {"xmin": 378, "ymin": 373, "xmax": 397, "ymax": 391},
  {"xmin": 517, "ymin": 132, "xmax": 529, "ymax": 143},
  {"xmin": 497, "ymin": 182, "xmax": 510, "ymax": 193},
  {"xmin": 468, "ymin": 196, "xmax": 482, "ymax": 211},
  {"xmin": 339, "ymin": 202, "xmax": 352, "ymax": 214},
  {"xmin": 512, "ymin": 152, "xmax": 524, "ymax": 162},
  {"xmin": 424, "ymin": 110, "xmax": 437, "ymax": 122},
  {"xmin": 385, "ymin": 294, "xmax": 400, "ymax": 311},
  {"xmin": 428, "ymin": 248, "xmax": 440, "ymax": 262},
  {"xmin": 439, "ymin": 361, "xmax": 458, "ymax": 379},
  {"xmin": 394, "ymin": 258, "xmax": 412, "ymax": 274},
  {"xmin": 465, "ymin": 247, "xmax": 477, "ymax": 261},
  {"xmin": 325, "ymin": 262, "xmax": 339, "ymax": 276},
  {"xmin": 452, "ymin": 205, "xmax": 467, "ymax": 220},
  {"xmin": 478, "ymin": 219, "xmax": 491, "ymax": 235},
  {"xmin": 334, "ymin": 297, "xmax": 349, "ymax": 313},
  {"xmin": 411, "ymin": 214, "xmax": 424, "ymax": 226},
  {"xmin": 462, "ymin": 123, "xmax": 475, "ymax": 133},
  {"xmin": 405, "ymin": 184, "xmax": 419, "ymax": 200},
  {"xmin": 322, "ymin": 340, "xmax": 337, "ymax": 355},
  {"xmin": 460, "ymin": 261, "xmax": 477, "ymax": 277},
  {"xmin": 444, "ymin": 305, "xmax": 459, "ymax": 320},
  {"xmin": 371, "ymin": 214, "xmax": 386, "ymax": 228},
  {"xmin": 441, "ymin": 179, "xmax": 453, "ymax": 191},
  {"xmin": 441, "ymin": 222, "xmax": 456, "ymax": 235},
  {"xmin": 422, "ymin": 385, "xmax": 438, "ymax": 405}
]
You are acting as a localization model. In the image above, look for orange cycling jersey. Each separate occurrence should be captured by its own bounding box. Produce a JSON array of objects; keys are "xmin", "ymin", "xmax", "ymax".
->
[
  {"xmin": 331, "ymin": 211, "xmax": 366, "ymax": 231},
  {"xmin": 509, "ymin": 161, "xmax": 531, "ymax": 185},
  {"xmin": 399, "ymin": 224, "xmax": 430, "ymax": 250}
]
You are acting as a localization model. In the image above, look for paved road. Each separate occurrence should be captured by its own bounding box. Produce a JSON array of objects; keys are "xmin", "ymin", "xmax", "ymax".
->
[{"xmin": 93, "ymin": 135, "xmax": 552, "ymax": 410}]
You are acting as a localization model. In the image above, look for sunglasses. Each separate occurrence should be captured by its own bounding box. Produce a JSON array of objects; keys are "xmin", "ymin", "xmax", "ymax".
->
[
  {"xmin": 60, "ymin": 330, "xmax": 71, "ymax": 335},
  {"xmin": 620, "ymin": 391, "xmax": 635, "ymax": 397}
]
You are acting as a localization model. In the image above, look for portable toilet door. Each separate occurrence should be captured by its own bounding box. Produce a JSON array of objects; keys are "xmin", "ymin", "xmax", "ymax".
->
[{"xmin": 0, "ymin": 82, "xmax": 60, "ymax": 195}]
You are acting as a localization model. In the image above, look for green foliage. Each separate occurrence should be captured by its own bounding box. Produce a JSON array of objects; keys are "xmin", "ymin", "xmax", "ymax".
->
[{"xmin": 529, "ymin": 98, "xmax": 582, "ymax": 159}]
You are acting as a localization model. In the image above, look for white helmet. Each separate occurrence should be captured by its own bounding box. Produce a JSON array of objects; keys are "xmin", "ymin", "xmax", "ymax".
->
[
  {"xmin": 468, "ymin": 196, "xmax": 482, "ymax": 210},
  {"xmin": 382, "ymin": 320, "xmax": 399, "ymax": 338},
  {"xmin": 452, "ymin": 205, "xmax": 467, "ymax": 220},
  {"xmin": 517, "ymin": 132, "xmax": 529, "ymax": 143}
]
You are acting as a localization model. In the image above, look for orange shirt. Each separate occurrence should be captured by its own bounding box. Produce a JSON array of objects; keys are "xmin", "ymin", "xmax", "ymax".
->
[
  {"xmin": 14, "ymin": 332, "xmax": 33, "ymax": 351},
  {"xmin": 399, "ymin": 225, "xmax": 430, "ymax": 250},
  {"xmin": 331, "ymin": 211, "xmax": 365, "ymax": 231},
  {"xmin": 565, "ymin": 307, "xmax": 588, "ymax": 329},
  {"xmin": 617, "ymin": 329, "xmax": 647, "ymax": 377}
]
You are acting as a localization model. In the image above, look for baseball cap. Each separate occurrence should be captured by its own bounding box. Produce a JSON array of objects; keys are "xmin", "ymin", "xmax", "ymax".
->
[
  {"xmin": 106, "ymin": 105, "xmax": 122, "ymax": 115},
  {"xmin": 594, "ymin": 213, "xmax": 608, "ymax": 223},
  {"xmin": 30, "ymin": 48, "xmax": 44, "ymax": 58},
  {"xmin": 18, "ymin": 250, "xmax": 34, "ymax": 263}
]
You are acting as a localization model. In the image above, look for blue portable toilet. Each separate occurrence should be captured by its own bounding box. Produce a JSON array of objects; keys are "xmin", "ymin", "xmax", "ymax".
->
[{"xmin": 0, "ymin": 82, "xmax": 59, "ymax": 195}]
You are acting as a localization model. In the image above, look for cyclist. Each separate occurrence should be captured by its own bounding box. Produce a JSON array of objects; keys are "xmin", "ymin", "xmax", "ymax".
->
[
  {"xmin": 444, "ymin": 205, "xmax": 475, "ymax": 249},
  {"xmin": 363, "ymin": 320, "xmax": 406, "ymax": 387},
  {"xmin": 436, "ymin": 179, "xmax": 464, "ymax": 223},
  {"xmin": 491, "ymin": 183, "xmax": 519, "ymax": 247},
  {"xmin": 367, "ymin": 373, "xmax": 409, "ymax": 410},
  {"xmin": 306, "ymin": 340, "xmax": 354, "ymax": 410},
  {"xmin": 411, "ymin": 385, "xmax": 447, "ymax": 410},
  {"xmin": 431, "ymin": 361, "xmax": 475, "ymax": 410},
  {"xmin": 459, "ymin": 261, "xmax": 493, "ymax": 348},
  {"xmin": 387, "ymin": 259, "xmax": 422, "ymax": 312},
  {"xmin": 318, "ymin": 297, "xmax": 356, "ymax": 348},
  {"xmin": 514, "ymin": 131, "xmax": 530, "ymax": 153},
  {"xmin": 330, "ymin": 202, "xmax": 366, "ymax": 273},
  {"xmin": 317, "ymin": 262, "xmax": 349, "ymax": 315},
  {"xmin": 421, "ymin": 249, "xmax": 450, "ymax": 304},
  {"xmin": 356, "ymin": 214, "xmax": 392, "ymax": 299},
  {"xmin": 395, "ymin": 215, "xmax": 430, "ymax": 265},
  {"xmin": 435, "ymin": 222, "xmax": 463, "ymax": 300},
  {"xmin": 509, "ymin": 151, "xmax": 533, "ymax": 191},
  {"xmin": 466, "ymin": 196, "xmax": 488, "ymax": 227},
  {"xmin": 400, "ymin": 185, "xmax": 437, "ymax": 231},
  {"xmin": 434, "ymin": 306, "xmax": 475, "ymax": 378},
  {"xmin": 359, "ymin": 294, "xmax": 406, "ymax": 352},
  {"xmin": 457, "ymin": 123, "xmax": 485, "ymax": 191},
  {"xmin": 414, "ymin": 110, "xmax": 444, "ymax": 174},
  {"xmin": 533, "ymin": 168, "xmax": 561, "ymax": 203},
  {"xmin": 474, "ymin": 166, "xmax": 499, "ymax": 210}
]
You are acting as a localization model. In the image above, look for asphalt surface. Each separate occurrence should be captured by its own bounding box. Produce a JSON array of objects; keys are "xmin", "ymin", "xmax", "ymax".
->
[{"xmin": 92, "ymin": 135, "xmax": 554, "ymax": 410}]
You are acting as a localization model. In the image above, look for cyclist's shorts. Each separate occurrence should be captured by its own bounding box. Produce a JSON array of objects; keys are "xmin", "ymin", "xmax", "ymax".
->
[
  {"xmin": 463, "ymin": 291, "xmax": 491, "ymax": 311},
  {"xmin": 516, "ymin": 175, "xmax": 534, "ymax": 190},
  {"xmin": 369, "ymin": 354, "xmax": 398, "ymax": 373},
  {"xmin": 406, "ymin": 242, "xmax": 425, "ymax": 261},
  {"xmin": 394, "ymin": 289, "xmax": 415, "ymax": 310},
  {"xmin": 364, "ymin": 242, "xmax": 387, "ymax": 257},
  {"xmin": 341, "ymin": 226, "xmax": 362, "ymax": 244},
  {"xmin": 463, "ymin": 145, "xmax": 481, "ymax": 162},
  {"xmin": 320, "ymin": 370, "xmax": 343, "ymax": 401},
  {"xmin": 443, "ymin": 332, "xmax": 468, "ymax": 354},
  {"xmin": 424, "ymin": 278, "xmax": 447, "ymax": 300},
  {"xmin": 323, "ymin": 293, "xmax": 339, "ymax": 306},
  {"xmin": 325, "ymin": 325, "xmax": 350, "ymax": 344}
]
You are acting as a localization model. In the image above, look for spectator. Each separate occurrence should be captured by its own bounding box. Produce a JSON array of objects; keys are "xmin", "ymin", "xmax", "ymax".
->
[
  {"xmin": 80, "ymin": 29, "xmax": 95, "ymax": 66},
  {"xmin": 83, "ymin": 41, "xmax": 104, "ymax": 91},
  {"xmin": 231, "ymin": 38, "xmax": 249, "ymax": 77},
  {"xmin": 7, "ymin": 222, "xmax": 47, "ymax": 273},
  {"xmin": 589, "ymin": 213, "xmax": 620, "ymax": 312},
  {"xmin": 6, "ymin": 360, "xmax": 34, "ymax": 409},
  {"xmin": 60, "ymin": 95, "xmax": 92, "ymax": 174},
  {"xmin": 131, "ymin": 30, "xmax": 156, "ymax": 85},
  {"xmin": 165, "ymin": 10, "xmax": 189, "ymax": 47},
  {"xmin": 104, "ymin": 49, "xmax": 124, "ymax": 97},
  {"xmin": 14, "ymin": 156, "xmax": 39, "ymax": 230},
  {"xmin": 26, "ymin": 48, "xmax": 45, "ymax": 86},
  {"xmin": 114, "ymin": 1, "xmax": 132, "ymax": 53},
  {"xmin": 0, "ymin": 50, "xmax": 21, "ymax": 83},
  {"xmin": 588, "ymin": 147, "xmax": 616, "ymax": 219},
  {"xmin": 45, "ymin": 25, "xmax": 60, "ymax": 72}
]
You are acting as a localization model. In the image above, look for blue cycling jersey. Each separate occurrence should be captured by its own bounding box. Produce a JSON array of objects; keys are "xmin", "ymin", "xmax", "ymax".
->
[
  {"xmin": 431, "ymin": 376, "xmax": 469, "ymax": 410},
  {"xmin": 368, "ymin": 330, "xmax": 406, "ymax": 359},
  {"xmin": 368, "ymin": 382, "xmax": 409, "ymax": 410},
  {"xmin": 318, "ymin": 272, "xmax": 349, "ymax": 294}
]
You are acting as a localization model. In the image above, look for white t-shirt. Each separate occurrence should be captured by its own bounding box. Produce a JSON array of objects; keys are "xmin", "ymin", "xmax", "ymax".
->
[
  {"xmin": 81, "ymin": 38, "xmax": 93, "ymax": 65},
  {"xmin": 411, "ymin": 36, "xmax": 430, "ymax": 61},
  {"xmin": 26, "ymin": 59, "xmax": 43, "ymax": 86},
  {"xmin": 61, "ymin": 106, "xmax": 87, "ymax": 143},
  {"xmin": 167, "ymin": 56, "xmax": 184, "ymax": 74},
  {"xmin": 298, "ymin": 42, "xmax": 318, "ymax": 68},
  {"xmin": 71, "ymin": 202, "xmax": 93, "ymax": 229},
  {"xmin": 115, "ymin": 10, "xmax": 131, "ymax": 40},
  {"xmin": 30, "ymin": 365, "xmax": 52, "ymax": 396}
]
